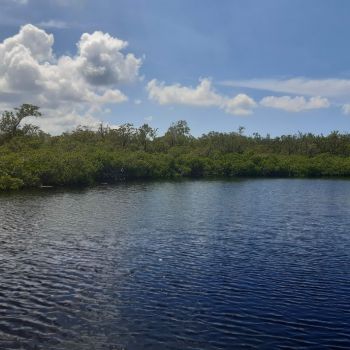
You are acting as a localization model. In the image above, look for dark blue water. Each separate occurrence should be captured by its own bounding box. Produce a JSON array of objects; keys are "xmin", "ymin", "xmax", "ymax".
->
[{"xmin": 0, "ymin": 179, "xmax": 350, "ymax": 349}]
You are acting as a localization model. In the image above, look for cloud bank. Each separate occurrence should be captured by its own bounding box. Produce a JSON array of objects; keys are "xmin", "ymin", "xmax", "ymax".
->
[
  {"xmin": 260, "ymin": 96, "xmax": 330, "ymax": 112},
  {"xmin": 147, "ymin": 78, "xmax": 256, "ymax": 115},
  {"xmin": 221, "ymin": 78, "xmax": 350, "ymax": 99},
  {"xmin": 223, "ymin": 77, "xmax": 350, "ymax": 111},
  {"xmin": 0, "ymin": 24, "xmax": 142, "ymax": 133}
]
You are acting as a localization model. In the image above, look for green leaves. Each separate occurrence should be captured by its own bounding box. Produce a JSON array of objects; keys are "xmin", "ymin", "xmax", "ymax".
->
[
  {"xmin": 0, "ymin": 104, "xmax": 42, "ymax": 141},
  {"xmin": 1, "ymin": 112, "xmax": 350, "ymax": 191}
]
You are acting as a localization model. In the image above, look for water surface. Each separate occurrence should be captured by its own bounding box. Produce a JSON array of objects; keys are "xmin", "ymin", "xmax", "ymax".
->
[{"xmin": 1, "ymin": 179, "xmax": 350, "ymax": 349}]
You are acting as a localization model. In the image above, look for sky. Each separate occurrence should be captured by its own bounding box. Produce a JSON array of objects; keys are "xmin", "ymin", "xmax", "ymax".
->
[{"xmin": 1, "ymin": 0, "xmax": 350, "ymax": 136}]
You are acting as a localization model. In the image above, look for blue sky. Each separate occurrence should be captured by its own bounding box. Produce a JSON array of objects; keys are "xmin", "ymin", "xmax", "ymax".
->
[{"xmin": 1, "ymin": 0, "xmax": 350, "ymax": 136}]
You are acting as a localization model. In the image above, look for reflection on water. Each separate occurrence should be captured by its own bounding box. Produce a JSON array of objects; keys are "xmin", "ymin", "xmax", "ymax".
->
[{"xmin": 0, "ymin": 179, "xmax": 350, "ymax": 349}]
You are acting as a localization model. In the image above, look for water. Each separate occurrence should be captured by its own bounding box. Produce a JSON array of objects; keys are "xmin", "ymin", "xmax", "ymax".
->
[{"xmin": 0, "ymin": 179, "xmax": 350, "ymax": 349}]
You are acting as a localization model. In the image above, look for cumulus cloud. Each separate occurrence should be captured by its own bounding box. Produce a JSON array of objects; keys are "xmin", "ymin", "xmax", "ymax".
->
[
  {"xmin": 24, "ymin": 108, "xmax": 99, "ymax": 135},
  {"xmin": 78, "ymin": 31, "xmax": 141, "ymax": 86},
  {"xmin": 147, "ymin": 79, "xmax": 222, "ymax": 107},
  {"xmin": 147, "ymin": 78, "xmax": 256, "ymax": 115},
  {"xmin": 1, "ymin": 23, "xmax": 54, "ymax": 62},
  {"xmin": 260, "ymin": 96, "xmax": 330, "ymax": 112},
  {"xmin": 224, "ymin": 94, "xmax": 256, "ymax": 115},
  {"xmin": 0, "ymin": 24, "xmax": 142, "ymax": 133}
]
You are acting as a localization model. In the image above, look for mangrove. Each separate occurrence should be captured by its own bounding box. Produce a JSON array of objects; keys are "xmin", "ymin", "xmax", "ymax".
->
[{"xmin": 1, "ymin": 104, "xmax": 350, "ymax": 190}]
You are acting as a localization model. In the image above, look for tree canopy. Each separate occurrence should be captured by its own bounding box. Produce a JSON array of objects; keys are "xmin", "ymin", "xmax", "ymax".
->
[
  {"xmin": 0, "ymin": 104, "xmax": 42, "ymax": 140},
  {"xmin": 1, "ymin": 104, "xmax": 350, "ymax": 190}
]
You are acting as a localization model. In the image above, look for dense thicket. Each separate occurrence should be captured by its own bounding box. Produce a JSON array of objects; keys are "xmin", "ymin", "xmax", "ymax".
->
[{"xmin": 1, "ymin": 105, "xmax": 350, "ymax": 190}]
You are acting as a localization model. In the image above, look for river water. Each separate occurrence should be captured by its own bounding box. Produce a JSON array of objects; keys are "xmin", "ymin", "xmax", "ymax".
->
[{"xmin": 0, "ymin": 179, "xmax": 350, "ymax": 349}]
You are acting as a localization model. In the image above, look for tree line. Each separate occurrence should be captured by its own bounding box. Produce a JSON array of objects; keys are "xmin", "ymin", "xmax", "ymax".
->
[{"xmin": 1, "ymin": 104, "xmax": 350, "ymax": 190}]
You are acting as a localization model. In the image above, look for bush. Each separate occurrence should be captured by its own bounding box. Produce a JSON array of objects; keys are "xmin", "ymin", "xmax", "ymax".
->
[{"xmin": 0, "ymin": 175, "xmax": 24, "ymax": 190}]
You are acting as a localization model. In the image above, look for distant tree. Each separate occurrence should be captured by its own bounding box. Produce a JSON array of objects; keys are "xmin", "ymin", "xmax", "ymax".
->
[
  {"xmin": 0, "ymin": 104, "xmax": 42, "ymax": 140},
  {"xmin": 110, "ymin": 123, "xmax": 136, "ymax": 148},
  {"xmin": 69, "ymin": 125, "xmax": 96, "ymax": 143},
  {"xmin": 164, "ymin": 120, "xmax": 191, "ymax": 147},
  {"xmin": 238, "ymin": 126, "xmax": 245, "ymax": 136},
  {"xmin": 97, "ymin": 122, "xmax": 110, "ymax": 139},
  {"xmin": 137, "ymin": 124, "xmax": 157, "ymax": 151}
]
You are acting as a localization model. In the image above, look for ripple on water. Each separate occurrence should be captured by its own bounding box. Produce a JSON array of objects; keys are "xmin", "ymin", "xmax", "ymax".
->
[{"xmin": 0, "ymin": 179, "xmax": 350, "ymax": 349}]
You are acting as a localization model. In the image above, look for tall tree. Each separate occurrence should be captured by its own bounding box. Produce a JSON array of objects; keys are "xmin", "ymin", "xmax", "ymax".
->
[
  {"xmin": 137, "ymin": 124, "xmax": 157, "ymax": 151},
  {"xmin": 164, "ymin": 120, "xmax": 191, "ymax": 147},
  {"xmin": 0, "ymin": 104, "xmax": 42, "ymax": 139}
]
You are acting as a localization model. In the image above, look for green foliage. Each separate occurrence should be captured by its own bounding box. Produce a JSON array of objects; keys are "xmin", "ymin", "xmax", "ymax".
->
[
  {"xmin": 0, "ymin": 175, "xmax": 24, "ymax": 191},
  {"xmin": 0, "ymin": 104, "xmax": 42, "ymax": 142},
  {"xmin": 2, "ymin": 104, "xmax": 350, "ymax": 191}
]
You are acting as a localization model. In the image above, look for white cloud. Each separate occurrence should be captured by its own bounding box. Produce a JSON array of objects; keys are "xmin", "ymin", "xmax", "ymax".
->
[
  {"xmin": 0, "ymin": 24, "xmax": 142, "ymax": 134},
  {"xmin": 25, "ymin": 108, "xmax": 99, "ymax": 135},
  {"xmin": 225, "ymin": 94, "xmax": 256, "ymax": 115},
  {"xmin": 342, "ymin": 104, "xmax": 350, "ymax": 115},
  {"xmin": 1, "ymin": 23, "xmax": 54, "ymax": 62},
  {"xmin": 38, "ymin": 20, "xmax": 68, "ymax": 29},
  {"xmin": 222, "ymin": 78, "xmax": 350, "ymax": 100},
  {"xmin": 147, "ymin": 78, "xmax": 256, "ymax": 116},
  {"xmin": 147, "ymin": 78, "xmax": 223, "ymax": 107},
  {"xmin": 260, "ymin": 95, "xmax": 330, "ymax": 112},
  {"xmin": 78, "ymin": 31, "xmax": 141, "ymax": 86},
  {"xmin": 4, "ymin": 0, "xmax": 28, "ymax": 5},
  {"xmin": 87, "ymin": 89, "xmax": 127, "ymax": 104}
]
